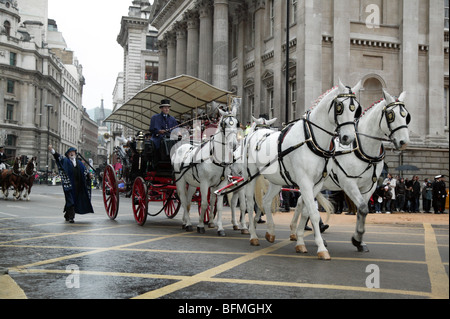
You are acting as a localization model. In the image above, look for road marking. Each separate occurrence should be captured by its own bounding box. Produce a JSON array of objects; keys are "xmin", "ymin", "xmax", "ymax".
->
[
  {"xmin": 0, "ymin": 274, "xmax": 27, "ymax": 299},
  {"xmin": 0, "ymin": 212, "xmax": 18, "ymax": 217},
  {"xmin": 133, "ymin": 238, "xmax": 294, "ymax": 299},
  {"xmin": 423, "ymin": 223, "xmax": 449, "ymax": 299}
]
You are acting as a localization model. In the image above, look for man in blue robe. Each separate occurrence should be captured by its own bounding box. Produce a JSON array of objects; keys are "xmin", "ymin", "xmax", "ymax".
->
[
  {"xmin": 49, "ymin": 145, "xmax": 94, "ymax": 223},
  {"xmin": 149, "ymin": 99, "xmax": 178, "ymax": 150}
]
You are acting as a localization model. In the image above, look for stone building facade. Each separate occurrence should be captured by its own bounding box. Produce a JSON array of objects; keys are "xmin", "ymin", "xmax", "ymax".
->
[
  {"xmin": 0, "ymin": 0, "xmax": 63, "ymax": 170},
  {"xmin": 114, "ymin": 0, "xmax": 158, "ymax": 141},
  {"xmin": 0, "ymin": 0, "xmax": 97, "ymax": 171},
  {"xmin": 148, "ymin": 0, "xmax": 449, "ymax": 181}
]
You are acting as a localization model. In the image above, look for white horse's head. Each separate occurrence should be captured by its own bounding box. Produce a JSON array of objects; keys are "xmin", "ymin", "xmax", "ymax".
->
[
  {"xmin": 329, "ymin": 80, "xmax": 362, "ymax": 145},
  {"xmin": 381, "ymin": 89, "xmax": 410, "ymax": 150},
  {"xmin": 218, "ymin": 100, "xmax": 240, "ymax": 153}
]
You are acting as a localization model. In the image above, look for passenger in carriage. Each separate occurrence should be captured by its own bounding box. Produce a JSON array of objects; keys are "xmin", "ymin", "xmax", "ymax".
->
[{"xmin": 149, "ymin": 99, "xmax": 178, "ymax": 151}]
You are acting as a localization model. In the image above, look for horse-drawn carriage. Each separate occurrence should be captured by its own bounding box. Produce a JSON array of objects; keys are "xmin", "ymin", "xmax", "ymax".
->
[{"xmin": 102, "ymin": 75, "xmax": 236, "ymax": 227}]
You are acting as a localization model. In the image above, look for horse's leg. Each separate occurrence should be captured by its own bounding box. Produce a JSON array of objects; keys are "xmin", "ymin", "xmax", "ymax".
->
[
  {"xmin": 263, "ymin": 183, "xmax": 282, "ymax": 243},
  {"xmin": 197, "ymin": 184, "xmax": 209, "ymax": 233},
  {"xmin": 244, "ymin": 180, "xmax": 259, "ymax": 246},
  {"xmin": 344, "ymin": 185, "xmax": 371, "ymax": 252},
  {"xmin": 302, "ymin": 186, "xmax": 330, "ymax": 260},
  {"xmin": 238, "ymin": 190, "xmax": 249, "ymax": 234},
  {"xmin": 294, "ymin": 199, "xmax": 309, "ymax": 253},
  {"xmin": 290, "ymin": 195, "xmax": 302, "ymax": 241},
  {"xmin": 208, "ymin": 191, "xmax": 216, "ymax": 228},
  {"xmin": 215, "ymin": 194, "xmax": 225, "ymax": 236},
  {"xmin": 230, "ymin": 192, "xmax": 239, "ymax": 230},
  {"xmin": 177, "ymin": 181, "xmax": 192, "ymax": 231}
]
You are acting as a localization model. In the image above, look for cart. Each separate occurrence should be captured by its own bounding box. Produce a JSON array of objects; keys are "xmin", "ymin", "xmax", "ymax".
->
[{"xmin": 102, "ymin": 75, "xmax": 231, "ymax": 225}]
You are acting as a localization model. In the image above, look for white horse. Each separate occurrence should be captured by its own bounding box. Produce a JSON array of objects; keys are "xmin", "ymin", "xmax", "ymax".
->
[
  {"xmin": 291, "ymin": 89, "xmax": 411, "ymax": 253},
  {"xmin": 241, "ymin": 80, "xmax": 362, "ymax": 260},
  {"xmin": 171, "ymin": 99, "xmax": 240, "ymax": 236},
  {"xmin": 229, "ymin": 116, "xmax": 278, "ymax": 233}
]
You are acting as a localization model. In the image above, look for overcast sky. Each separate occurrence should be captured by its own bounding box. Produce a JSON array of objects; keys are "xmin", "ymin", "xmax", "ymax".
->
[{"xmin": 47, "ymin": 0, "xmax": 135, "ymax": 111}]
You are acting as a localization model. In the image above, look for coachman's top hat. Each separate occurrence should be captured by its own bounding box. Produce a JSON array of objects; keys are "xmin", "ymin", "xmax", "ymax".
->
[{"xmin": 160, "ymin": 99, "xmax": 171, "ymax": 108}]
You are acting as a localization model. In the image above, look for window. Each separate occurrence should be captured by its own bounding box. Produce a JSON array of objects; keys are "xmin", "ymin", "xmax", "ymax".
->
[
  {"xmin": 7, "ymin": 80, "xmax": 14, "ymax": 94},
  {"xmin": 290, "ymin": 81, "xmax": 297, "ymax": 121},
  {"xmin": 445, "ymin": 0, "xmax": 449, "ymax": 29},
  {"xmin": 268, "ymin": 90, "xmax": 274, "ymax": 119},
  {"xmin": 445, "ymin": 86, "xmax": 449, "ymax": 128},
  {"xmin": 3, "ymin": 21, "xmax": 11, "ymax": 36},
  {"xmin": 250, "ymin": 12, "xmax": 255, "ymax": 48},
  {"xmin": 6, "ymin": 104, "xmax": 14, "ymax": 121},
  {"xmin": 291, "ymin": 0, "xmax": 298, "ymax": 24},
  {"xmin": 146, "ymin": 36, "xmax": 158, "ymax": 51},
  {"xmin": 145, "ymin": 61, "xmax": 159, "ymax": 82},
  {"xmin": 10, "ymin": 52, "xmax": 17, "ymax": 66},
  {"xmin": 269, "ymin": 0, "xmax": 275, "ymax": 37}
]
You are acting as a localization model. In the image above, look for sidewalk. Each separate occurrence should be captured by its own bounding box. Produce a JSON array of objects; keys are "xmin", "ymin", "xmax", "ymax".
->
[{"xmin": 264, "ymin": 209, "xmax": 449, "ymax": 226}]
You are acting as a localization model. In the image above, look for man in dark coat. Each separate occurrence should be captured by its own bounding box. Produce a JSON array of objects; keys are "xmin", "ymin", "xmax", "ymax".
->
[
  {"xmin": 48, "ymin": 145, "xmax": 94, "ymax": 223},
  {"xmin": 433, "ymin": 175, "xmax": 447, "ymax": 214},
  {"xmin": 149, "ymin": 99, "xmax": 178, "ymax": 150}
]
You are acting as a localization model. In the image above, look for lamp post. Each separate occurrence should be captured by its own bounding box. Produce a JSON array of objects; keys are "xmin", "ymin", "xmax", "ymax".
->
[{"xmin": 45, "ymin": 104, "xmax": 53, "ymax": 185}]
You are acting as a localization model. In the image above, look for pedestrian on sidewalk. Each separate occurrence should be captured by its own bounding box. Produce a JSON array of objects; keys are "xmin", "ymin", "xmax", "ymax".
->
[
  {"xmin": 48, "ymin": 145, "xmax": 94, "ymax": 223},
  {"xmin": 432, "ymin": 175, "xmax": 447, "ymax": 214}
]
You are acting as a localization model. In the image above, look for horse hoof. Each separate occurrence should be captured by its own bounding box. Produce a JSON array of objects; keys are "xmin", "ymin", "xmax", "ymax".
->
[
  {"xmin": 290, "ymin": 234, "xmax": 297, "ymax": 241},
  {"xmin": 233, "ymin": 225, "xmax": 240, "ymax": 231},
  {"xmin": 181, "ymin": 224, "xmax": 186, "ymax": 230},
  {"xmin": 295, "ymin": 245, "xmax": 308, "ymax": 254},
  {"xmin": 265, "ymin": 232, "xmax": 275, "ymax": 243},
  {"xmin": 241, "ymin": 229, "xmax": 250, "ymax": 235},
  {"xmin": 250, "ymin": 238, "xmax": 260, "ymax": 246},
  {"xmin": 185, "ymin": 225, "xmax": 193, "ymax": 232},
  {"xmin": 197, "ymin": 227, "xmax": 205, "ymax": 234},
  {"xmin": 352, "ymin": 237, "xmax": 369, "ymax": 252},
  {"xmin": 217, "ymin": 230, "xmax": 226, "ymax": 237},
  {"xmin": 208, "ymin": 223, "xmax": 215, "ymax": 229},
  {"xmin": 317, "ymin": 251, "xmax": 331, "ymax": 260}
]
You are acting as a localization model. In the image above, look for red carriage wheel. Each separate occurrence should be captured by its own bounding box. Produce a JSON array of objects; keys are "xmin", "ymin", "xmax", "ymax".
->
[
  {"xmin": 102, "ymin": 164, "xmax": 119, "ymax": 220},
  {"xmin": 164, "ymin": 191, "xmax": 181, "ymax": 219},
  {"xmin": 132, "ymin": 177, "xmax": 148, "ymax": 226}
]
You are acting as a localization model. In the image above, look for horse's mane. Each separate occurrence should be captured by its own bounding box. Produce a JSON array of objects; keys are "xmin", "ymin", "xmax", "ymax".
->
[
  {"xmin": 308, "ymin": 86, "xmax": 338, "ymax": 112},
  {"xmin": 359, "ymin": 99, "xmax": 385, "ymax": 119}
]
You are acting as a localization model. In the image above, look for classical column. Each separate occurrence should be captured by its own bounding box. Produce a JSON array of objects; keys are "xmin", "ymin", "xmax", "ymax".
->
[
  {"xmin": 197, "ymin": 0, "xmax": 213, "ymax": 83},
  {"xmin": 332, "ymin": 0, "xmax": 350, "ymax": 84},
  {"xmin": 175, "ymin": 22, "xmax": 187, "ymax": 75},
  {"xmin": 212, "ymin": 0, "xmax": 229, "ymax": 90},
  {"xmin": 401, "ymin": 0, "xmax": 419, "ymax": 136},
  {"xmin": 236, "ymin": 4, "xmax": 247, "ymax": 121},
  {"xmin": 297, "ymin": 0, "xmax": 322, "ymax": 114},
  {"xmin": 157, "ymin": 40, "xmax": 167, "ymax": 81},
  {"xmin": 186, "ymin": 11, "xmax": 199, "ymax": 78},
  {"xmin": 427, "ymin": 1, "xmax": 445, "ymax": 138},
  {"xmin": 166, "ymin": 32, "xmax": 177, "ymax": 79},
  {"xmin": 253, "ymin": 0, "xmax": 265, "ymax": 117}
]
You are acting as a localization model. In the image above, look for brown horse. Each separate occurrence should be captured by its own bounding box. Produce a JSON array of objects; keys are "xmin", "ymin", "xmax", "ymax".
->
[
  {"xmin": 19, "ymin": 156, "xmax": 37, "ymax": 201},
  {"xmin": 1, "ymin": 157, "xmax": 21, "ymax": 200}
]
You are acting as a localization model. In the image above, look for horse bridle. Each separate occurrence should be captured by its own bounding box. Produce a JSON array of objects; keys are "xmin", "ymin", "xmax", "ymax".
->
[
  {"xmin": 329, "ymin": 89, "xmax": 362, "ymax": 130},
  {"xmin": 380, "ymin": 101, "xmax": 411, "ymax": 139}
]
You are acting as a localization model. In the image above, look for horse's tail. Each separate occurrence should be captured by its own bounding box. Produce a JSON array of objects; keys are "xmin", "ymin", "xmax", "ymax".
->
[
  {"xmin": 254, "ymin": 176, "xmax": 279, "ymax": 214},
  {"xmin": 317, "ymin": 192, "xmax": 333, "ymax": 223}
]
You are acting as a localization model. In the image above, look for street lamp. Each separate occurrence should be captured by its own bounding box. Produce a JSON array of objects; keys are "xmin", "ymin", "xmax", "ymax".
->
[{"xmin": 45, "ymin": 104, "xmax": 53, "ymax": 185}]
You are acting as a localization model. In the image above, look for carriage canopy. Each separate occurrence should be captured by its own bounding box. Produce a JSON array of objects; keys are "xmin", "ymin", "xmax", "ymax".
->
[{"xmin": 104, "ymin": 75, "xmax": 233, "ymax": 132}]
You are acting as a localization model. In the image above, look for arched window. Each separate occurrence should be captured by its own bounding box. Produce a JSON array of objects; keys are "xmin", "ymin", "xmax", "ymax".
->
[
  {"xmin": 3, "ymin": 21, "xmax": 11, "ymax": 36},
  {"xmin": 361, "ymin": 76, "xmax": 384, "ymax": 108}
]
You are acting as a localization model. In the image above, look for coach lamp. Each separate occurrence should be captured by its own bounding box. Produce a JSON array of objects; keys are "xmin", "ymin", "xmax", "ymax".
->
[{"xmin": 136, "ymin": 131, "xmax": 145, "ymax": 169}]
